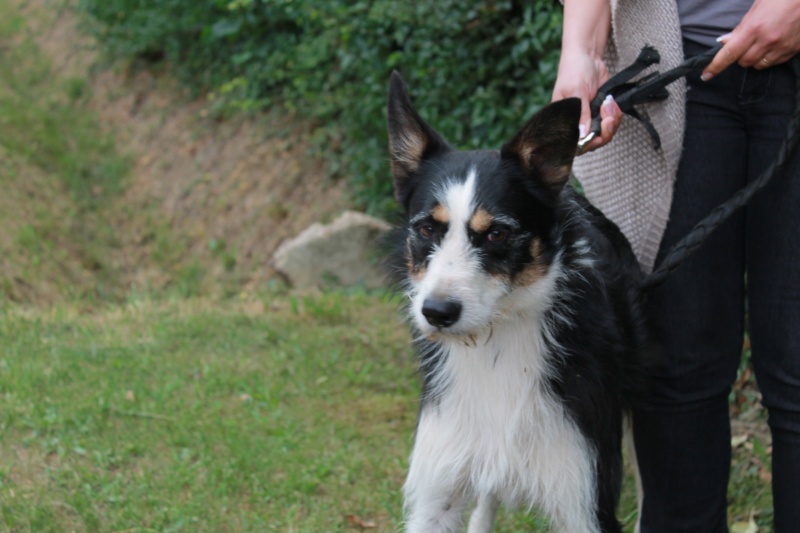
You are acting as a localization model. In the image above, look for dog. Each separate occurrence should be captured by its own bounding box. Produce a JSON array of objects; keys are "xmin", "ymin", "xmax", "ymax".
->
[{"xmin": 385, "ymin": 71, "xmax": 650, "ymax": 533}]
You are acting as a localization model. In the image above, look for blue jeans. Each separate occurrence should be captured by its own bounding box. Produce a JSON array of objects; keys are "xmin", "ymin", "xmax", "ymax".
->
[{"xmin": 633, "ymin": 40, "xmax": 800, "ymax": 532}]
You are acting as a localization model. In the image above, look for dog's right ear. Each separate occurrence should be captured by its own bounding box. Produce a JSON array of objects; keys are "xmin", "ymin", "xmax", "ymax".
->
[{"xmin": 387, "ymin": 71, "xmax": 449, "ymax": 207}]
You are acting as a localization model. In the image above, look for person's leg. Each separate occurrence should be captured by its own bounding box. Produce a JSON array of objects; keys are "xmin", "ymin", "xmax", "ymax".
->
[
  {"xmin": 743, "ymin": 59, "xmax": 800, "ymax": 533},
  {"xmin": 633, "ymin": 41, "xmax": 748, "ymax": 533}
]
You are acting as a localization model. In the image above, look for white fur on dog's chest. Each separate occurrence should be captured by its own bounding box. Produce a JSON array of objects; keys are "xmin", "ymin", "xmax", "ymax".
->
[{"xmin": 404, "ymin": 321, "xmax": 598, "ymax": 531}]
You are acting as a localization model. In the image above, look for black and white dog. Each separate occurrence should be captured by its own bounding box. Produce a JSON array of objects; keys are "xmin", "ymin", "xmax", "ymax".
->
[{"xmin": 386, "ymin": 72, "xmax": 650, "ymax": 533}]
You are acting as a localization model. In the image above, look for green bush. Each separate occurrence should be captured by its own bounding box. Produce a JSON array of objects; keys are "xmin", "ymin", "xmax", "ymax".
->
[{"xmin": 78, "ymin": 0, "xmax": 563, "ymax": 215}]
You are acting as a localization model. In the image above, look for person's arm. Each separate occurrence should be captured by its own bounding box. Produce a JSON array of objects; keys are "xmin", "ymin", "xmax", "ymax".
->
[
  {"xmin": 552, "ymin": 0, "xmax": 621, "ymax": 152},
  {"xmin": 703, "ymin": 0, "xmax": 800, "ymax": 80}
]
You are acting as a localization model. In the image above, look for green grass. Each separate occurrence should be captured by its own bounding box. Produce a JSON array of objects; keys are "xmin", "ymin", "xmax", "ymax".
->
[
  {"xmin": 0, "ymin": 288, "xmax": 633, "ymax": 533},
  {"xmin": 0, "ymin": 289, "xmax": 774, "ymax": 532},
  {"xmin": 0, "ymin": 290, "xmax": 411, "ymax": 532}
]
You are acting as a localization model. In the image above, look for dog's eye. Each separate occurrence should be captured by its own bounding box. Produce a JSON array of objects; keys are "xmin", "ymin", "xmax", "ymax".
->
[
  {"xmin": 487, "ymin": 228, "xmax": 508, "ymax": 243},
  {"xmin": 418, "ymin": 225, "xmax": 435, "ymax": 239}
]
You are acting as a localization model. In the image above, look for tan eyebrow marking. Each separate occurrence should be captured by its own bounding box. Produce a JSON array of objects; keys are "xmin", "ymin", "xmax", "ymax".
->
[
  {"xmin": 469, "ymin": 208, "xmax": 493, "ymax": 233},
  {"xmin": 431, "ymin": 203, "xmax": 450, "ymax": 224}
]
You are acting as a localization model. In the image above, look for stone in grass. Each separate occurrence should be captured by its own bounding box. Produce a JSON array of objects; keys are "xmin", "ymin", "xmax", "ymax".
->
[{"xmin": 273, "ymin": 211, "xmax": 391, "ymax": 289}]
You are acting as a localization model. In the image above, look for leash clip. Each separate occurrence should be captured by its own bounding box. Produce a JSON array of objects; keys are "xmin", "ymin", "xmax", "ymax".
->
[
  {"xmin": 576, "ymin": 116, "xmax": 602, "ymax": 155},
  {"xmin": 576, "ymin": 131, "xmax": 596, "ymax": 155}
]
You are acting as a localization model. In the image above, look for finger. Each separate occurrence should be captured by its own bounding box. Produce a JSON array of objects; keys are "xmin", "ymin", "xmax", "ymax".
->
[
  {"xmin": 585, "ymin": 95, "xmax": 621, "ymax": 151},
  {"xmin": 737, "ymin": 37, "xmax": 774, "ymax": 68},
  {"xmin": 583, "ymin": 137, "xmax": 605, "ymax": 152},
  {"xmin": 743, "ymin": 46, "xmax": 789, "ymax": 69},
  {"xmin": 599, "ymin": 95, "xmax": 621, "ymax": 139},
  {"xmin": 583, "ymin": 116, "xmax": 619, "ymax": 152},
  {"xmin": 702, "ymin": 33, "xmax": 754, "ymax": 80},
  {"xmin": 751, "ymin": 53, "xmax": 773, "ymax": 70},
  {"xmin": 702, "ymin": 43, "xmax": 740, "ymax": 80}
]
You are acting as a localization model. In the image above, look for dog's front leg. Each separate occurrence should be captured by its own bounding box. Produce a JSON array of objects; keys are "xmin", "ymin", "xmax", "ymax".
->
[
  {"xmin": 467, "ymin": 493, "xmax": 499, "ymax": 533},
  {"xmin": 403, "ymin": 487, "xmax": 468, "ymax": 533},
  {"xmin": 403, "ymin": 412, "xmax": 469, "ymax": 533}
]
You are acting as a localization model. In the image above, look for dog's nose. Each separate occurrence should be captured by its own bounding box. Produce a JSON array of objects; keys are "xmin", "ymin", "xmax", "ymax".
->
[{"xmin": 421, "ymin": 298, "xmax": 462, "ymax": 328}]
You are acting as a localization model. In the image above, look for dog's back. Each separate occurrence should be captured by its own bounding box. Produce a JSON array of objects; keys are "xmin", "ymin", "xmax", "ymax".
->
[{"xmin": 386, "ymin": 72, "xmax": 648, "ymax": 533}]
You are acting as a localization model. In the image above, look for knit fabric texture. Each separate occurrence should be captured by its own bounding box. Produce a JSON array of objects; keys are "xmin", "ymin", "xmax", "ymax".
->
[{"xmin": 572, "ymin": 0, "xmax": 686, "ymax": 273}]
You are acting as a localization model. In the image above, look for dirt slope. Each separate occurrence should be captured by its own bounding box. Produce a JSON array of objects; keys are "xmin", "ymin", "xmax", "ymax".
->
[{"xmin": 25, "ymin": 1, "xmax": 351, "ymax": 297}]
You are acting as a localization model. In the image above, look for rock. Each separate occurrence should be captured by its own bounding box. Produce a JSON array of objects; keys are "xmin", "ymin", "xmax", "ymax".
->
[{"xmin": 272, "ymin": 211, "xmax": 392, "ymax": 289}]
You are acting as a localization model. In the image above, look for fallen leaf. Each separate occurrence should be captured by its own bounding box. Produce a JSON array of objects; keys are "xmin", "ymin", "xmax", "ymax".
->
[
  {"xmin": 731, "ymin": 434, "xmax": 748, "ymax": 448},
  {"xmin": 345, "ymin": 514, "xmax": 377, "ymax": 529},
  {"xmin": 125, "ymin": 390, "xmax": 136, "ymax": 402},
  {"xmin": 731, "ymin": 512, "xmax": 758, "ymax": 533}
]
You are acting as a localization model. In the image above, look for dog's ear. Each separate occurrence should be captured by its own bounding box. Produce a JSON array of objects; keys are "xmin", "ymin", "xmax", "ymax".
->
[
  {"xmin": 500, "ymin": 98, "xmax": 581, "ymax": 194},
  {"xmin": 387, "ymin": 71, "xmax": 450, "ymax": 206}
]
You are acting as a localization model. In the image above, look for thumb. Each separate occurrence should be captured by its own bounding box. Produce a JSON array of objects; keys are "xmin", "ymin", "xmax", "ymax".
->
[{"xmin": 579, "ymin": 96, "xmax": 592, "ymax": 139}]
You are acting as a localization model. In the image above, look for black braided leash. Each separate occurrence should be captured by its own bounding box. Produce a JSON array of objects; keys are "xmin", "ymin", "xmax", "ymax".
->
[
  {"xmin": 580, "ymin": 45, "xmax": 800, "ymax": 290},
  {"xmin": 585, "ymin": 44, "xmax": 724, "ymax": 151},
  {"xmin": 643, "ymin": 54, "xmax": 800, "ymax": 290}
]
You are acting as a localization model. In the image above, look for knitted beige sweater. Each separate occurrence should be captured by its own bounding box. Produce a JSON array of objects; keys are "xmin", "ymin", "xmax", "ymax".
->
[{"xmin": 572, "ymin": 0, "xmax": 686, "ymax": 273}]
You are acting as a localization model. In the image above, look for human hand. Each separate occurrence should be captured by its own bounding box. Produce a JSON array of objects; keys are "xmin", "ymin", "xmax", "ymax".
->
[
  {"xmin": 552, "ymin": 47, "xmax": 622, "ymax": 153},
  {"xmin": 702, "ymin": 0, "xmax": 800, "ymax": 80}
]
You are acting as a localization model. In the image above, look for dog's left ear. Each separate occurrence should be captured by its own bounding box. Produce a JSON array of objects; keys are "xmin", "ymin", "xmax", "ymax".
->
[{"xmin": 500, "ymin": 98, "xmax": 581, "ymax": 194}]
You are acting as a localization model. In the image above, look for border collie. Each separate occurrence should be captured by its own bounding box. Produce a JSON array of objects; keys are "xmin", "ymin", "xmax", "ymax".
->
[{"xmin": 385, "ymin": 71, "xmax": 649, "ymax": 533}]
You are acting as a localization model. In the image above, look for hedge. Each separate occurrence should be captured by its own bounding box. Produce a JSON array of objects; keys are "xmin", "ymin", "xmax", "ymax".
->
[{"xmin": 78, "ymin": 0, "xmax": 563, "ymax": 215}]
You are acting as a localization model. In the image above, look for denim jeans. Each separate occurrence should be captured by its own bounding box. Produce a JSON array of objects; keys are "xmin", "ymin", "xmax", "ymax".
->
[{"xmin": 633, "ymin": 40, "xmax": 800, "ymax": 532}]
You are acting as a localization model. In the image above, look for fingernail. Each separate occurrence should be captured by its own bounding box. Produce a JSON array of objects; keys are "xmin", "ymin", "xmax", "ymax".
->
[
  {"xmin": 602, "ymin": 94, "xmax": 615, "ymax": 111},
  {"xmin": 579, "ymin": 123, "xmax": 587, "ymax": 138},
  {"xmin": 701, "ymin": 71, "xmax": 714, "ymax": 82},
  {"xmin": 716, "ymin": 32, "xmax": 732, "ymax": 43}
]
